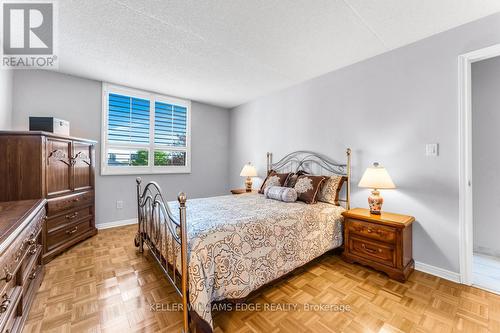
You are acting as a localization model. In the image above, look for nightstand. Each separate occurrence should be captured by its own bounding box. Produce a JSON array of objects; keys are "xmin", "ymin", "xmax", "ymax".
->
[
  {"xmin": 342, "ymin": 208, "xmax": 415, "ymax": 282},
  {"xmin": 230, "ymin": 189, "xmax": 258, "ymax": 194}
]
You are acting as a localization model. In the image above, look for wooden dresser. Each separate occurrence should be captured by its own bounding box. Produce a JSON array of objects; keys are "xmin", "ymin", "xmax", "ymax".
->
[
  {"xmin": 0, "ymin": 131, "xmax": 97, "ymax": 263},
  {"xmin": 0, "ymin": 200, "xmax": 46, "ymax": 333},
  {"xmin": 342, "ymin": 208, "xmax": 415, "ymax": 282}
]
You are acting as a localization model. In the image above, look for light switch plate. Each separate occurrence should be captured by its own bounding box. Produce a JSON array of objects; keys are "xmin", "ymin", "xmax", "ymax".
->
[
  {"xmin": 426, "ymin": 143, "xmax": 439, "ymax": 157},
  {"xmin": 116, "ymin": 200, "xmax": 124, "ymax": 209}
]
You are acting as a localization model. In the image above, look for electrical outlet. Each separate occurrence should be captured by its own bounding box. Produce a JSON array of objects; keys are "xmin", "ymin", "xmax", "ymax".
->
[
  {"xmin": 426, "ymin": 143, "xmax": 439, "ymax": 157},
  {"xmin": 116, "ymin": 200, "xmax": 124, "ymax": 209}
]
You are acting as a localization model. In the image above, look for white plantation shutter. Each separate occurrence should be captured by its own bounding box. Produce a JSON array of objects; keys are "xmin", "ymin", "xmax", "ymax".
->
[
  {"xmin": 154, "ymin": 101, "xmax": 187, "ymax": 147},
  {"xmin": 102, "ymin": 84, "xmax": 191, "ymax": 175},
  {"xmin": 108, "ymin": 93, "xmax": 150, "ymax": 144}
]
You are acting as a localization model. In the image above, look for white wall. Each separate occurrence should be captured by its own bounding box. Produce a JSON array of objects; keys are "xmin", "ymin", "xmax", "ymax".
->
[
  {"xmin": 11, "ymin": 70, "xmax": 230, "ymax": 225},
  {"xmin": 229, "ymin": 13, "xmax": 500, "ymax": 273},
  {"xmin": 472, "ymin": 56, "xmax": 500, "ymax": 257},
  {"xmin": 0, "ymin": 70, "xmax": 13, "ymax": 129}
]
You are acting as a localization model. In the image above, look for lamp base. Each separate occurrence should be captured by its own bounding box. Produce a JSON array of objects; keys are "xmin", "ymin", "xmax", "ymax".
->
[
  {"xmin": 245, "ymin": 177, "xmax": 252, "ymax": 192},
  {"xmin": 368, "ymin": 189, "xmax": 383, "ymax": 215}
]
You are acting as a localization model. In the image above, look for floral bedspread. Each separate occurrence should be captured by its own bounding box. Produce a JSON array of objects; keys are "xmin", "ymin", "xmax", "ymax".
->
[{"xmin": 166, "ymin": 193, "xmax": 344, "ymax": 329}]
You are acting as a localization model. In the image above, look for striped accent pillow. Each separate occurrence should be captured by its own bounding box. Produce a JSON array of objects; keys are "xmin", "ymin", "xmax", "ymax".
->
[{"xmin": 264, "ymin": 186, "xmax": 298, "ymax": 202}]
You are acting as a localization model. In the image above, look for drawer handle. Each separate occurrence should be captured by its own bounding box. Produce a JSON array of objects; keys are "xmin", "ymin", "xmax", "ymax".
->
[
  {"xmin": 364, "ymin": 227, "xmax": 381, "ymax": 235},
  {"xmin": 357, "ymin": 227, "xmax": 386, "ymax": 237},
  {"xmin": 0, "ymin": 294, "xmax": 10, "ymax": 313},
  {"xmin": 27, "ymin": 231, "xmax": 37, "ymax": 246},
  {"xmin": 29, "ymin": 245, "xmax": 37, "ymax": 256},
  {"xmin": 1, "ymin": 268, "xmax": 13, "ymax": 282},
  {"xmin": 362, "ymin": 243, "xmax": 382, "ymax": 254},
  {"xmin": 28, "ymin": 237, "xmax": 37, "ymax": 246},
  {"xmin": 66, "ymin": 226, "xmax": 78, "ymax": 235},
  {"xmin": 65, "ymin": 212, "xmax": 79, "ymax": 219},
  {"xmin": 29, "ymin": 269, "xmax": 37, "ymax": 280}
]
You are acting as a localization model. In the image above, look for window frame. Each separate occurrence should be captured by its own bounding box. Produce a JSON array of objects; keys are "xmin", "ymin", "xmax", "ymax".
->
[{"xmin": 101, "ymin": 83, "xmax": 191, "ymax": 175}]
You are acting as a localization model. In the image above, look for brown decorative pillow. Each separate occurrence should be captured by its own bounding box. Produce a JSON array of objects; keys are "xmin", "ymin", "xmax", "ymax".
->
[
  {"xmin": 285, "ymin": 170, "xmax": 308, "ymax": 188},
  {"xmin": 318, "ymin": 175, "xmax": 346, "ymax": 205},
  {"xmin": 294, "ymin": 175, "xmax": 326, "ymax": 204},
  {"xmin": 259, "ymin": 170, "xmax": 292, "ymax": 194}
]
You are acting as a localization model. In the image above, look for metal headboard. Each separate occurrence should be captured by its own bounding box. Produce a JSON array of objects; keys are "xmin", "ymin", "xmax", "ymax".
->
[{"xmin": 266, "ymin": 149, "xmax": 351, "ymax": 209}]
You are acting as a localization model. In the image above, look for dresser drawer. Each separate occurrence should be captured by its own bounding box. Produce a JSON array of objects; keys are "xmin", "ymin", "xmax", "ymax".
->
[
  {"xmin": 18, "ymin": 243, "xmax": 41, "ymax": 290},
  {"xmin": 47, "ymin": 218, "xmax": 92, "ymax": 251},
  {"xmin": 0, "ymin": 215, "xmax": 43, "ymax": 297},
  {"xmin": 0, "ymin": 243, "xmax": 26, "ymax": 297},
  {"xmin": 47, "ymin": 191, "xmax": 93, "ymax": 215},
  {"xmin": 46, "ymin": 206, "xmax": 92, "ymax": 234},
  {"xmin": 348, "ymin": 237, "xmax": 395, "ymax": 267},
  {"xmin": 21, "ymin": 245, "xmax": 42, "ymax": 285},
  {"xmin": 22, "ymin": 255, "xmax": 43, "ymax": 311},
  {"xmin": 0, "ymin": 285, "xmax": 22, "ymax": 333},
  {"xmin": 347, "ymin": 219, "xmax": 397, "ymax": 243}
]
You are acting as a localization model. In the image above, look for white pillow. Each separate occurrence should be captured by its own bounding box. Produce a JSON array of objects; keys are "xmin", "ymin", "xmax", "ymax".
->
[{"xmin": 264, "ymin": 186, "xmax": 298, "ymax": 202}]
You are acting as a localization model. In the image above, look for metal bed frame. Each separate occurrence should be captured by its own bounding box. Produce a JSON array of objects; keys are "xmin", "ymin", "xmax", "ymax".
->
[
  {"xmin": 135, "ymin": 148, "xmax": 351, "ymax": 332},
  {"xmin": 267, "ymin": 149, "xmax": 351, "ymax": 209}
]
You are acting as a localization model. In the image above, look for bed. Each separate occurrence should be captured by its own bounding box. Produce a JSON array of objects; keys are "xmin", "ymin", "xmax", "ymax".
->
[{"xmin": 134, "ymin": 150, "xmax": 351, "ymax": 332}]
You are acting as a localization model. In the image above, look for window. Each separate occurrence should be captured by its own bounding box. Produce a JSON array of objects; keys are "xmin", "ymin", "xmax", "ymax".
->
[{"xmin": 101, "ymin": 83, "xmax": 191, "ymax": 175}]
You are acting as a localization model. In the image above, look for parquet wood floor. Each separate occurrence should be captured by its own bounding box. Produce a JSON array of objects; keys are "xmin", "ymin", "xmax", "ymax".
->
[{"xmin": 24, "ymin": 225, "xmax": 500, "ymax": 333}]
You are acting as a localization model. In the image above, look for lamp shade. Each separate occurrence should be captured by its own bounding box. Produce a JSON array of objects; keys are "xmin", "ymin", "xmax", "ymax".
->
[
  {"xmin": 240, "ymin": 163, "xmax": 257, "ymax": 177},
  {"xmin": 358, "ymin": 162, "xmax": 396, "ymax": 189}
]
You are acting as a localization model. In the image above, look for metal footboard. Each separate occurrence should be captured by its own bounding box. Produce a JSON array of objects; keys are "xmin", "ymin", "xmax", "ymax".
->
[
  {"xmin": 133, "ymin": 149, "xmax": 351, "ymax": 333},
  {"xmin": 134, "ymin": 178, "xmax": 189, "ymax": 332}
]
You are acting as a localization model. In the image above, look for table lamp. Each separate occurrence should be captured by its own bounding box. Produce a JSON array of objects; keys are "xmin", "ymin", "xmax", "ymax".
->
[
  {"xmin": 358, "ymin": 162, "xmax": 396, "ymax": 214},
  {"xmin": 240, "ymin": 163, "xmax": 257, "ymax": 192}
]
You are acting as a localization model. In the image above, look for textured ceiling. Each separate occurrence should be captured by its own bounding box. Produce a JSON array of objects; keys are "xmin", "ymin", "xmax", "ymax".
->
[{"xmin": 56, "ymin": 0, "xmax": 500, "ymax": 108}]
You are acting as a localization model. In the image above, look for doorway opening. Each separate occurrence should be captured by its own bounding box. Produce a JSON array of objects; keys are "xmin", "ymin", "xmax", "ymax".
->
[
  {"xmin": 471, "ymin": 55, "xmax": 500, "ymax": 294},
  {"xmin": 459, "ymin": 44, "xmax": 500, "ymax": 293}
]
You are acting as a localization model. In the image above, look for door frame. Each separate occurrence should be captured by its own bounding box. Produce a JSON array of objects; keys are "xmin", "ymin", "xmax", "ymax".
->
[{"xmin": 458, "ymin": 43, "xmax": 500, "ymax": 285}]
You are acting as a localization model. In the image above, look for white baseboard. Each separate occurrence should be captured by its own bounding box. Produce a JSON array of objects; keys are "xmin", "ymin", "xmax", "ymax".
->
[
  {"xmin": 96, "ymin": 218, "xmax": 137, "ymax": 230},
  {"xmin": 415, "ymin": 261, "xmax": 461, "ymax": 283}
]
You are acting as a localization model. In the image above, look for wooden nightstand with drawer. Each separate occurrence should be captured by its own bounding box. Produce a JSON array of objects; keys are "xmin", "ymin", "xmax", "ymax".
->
[{"xmin": 342, "ymin": 208, "xmax": 415, "ymax": 282}]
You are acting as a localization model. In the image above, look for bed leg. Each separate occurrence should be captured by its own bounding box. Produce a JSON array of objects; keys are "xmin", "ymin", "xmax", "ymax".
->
[
  {"xmin": 136, "ymin": 177, "xmax": 145, "ymax": 253},
  {"xmin": 134, "ymin": 233, "xmax": 144, "ymax": 253},
  {"xmin": 139, "ymin": 221, "xmax": 144, "ymax": 253},
  {"xmin": 134, "ymin": 233, "xmax": 140, "ymax": 247}
]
